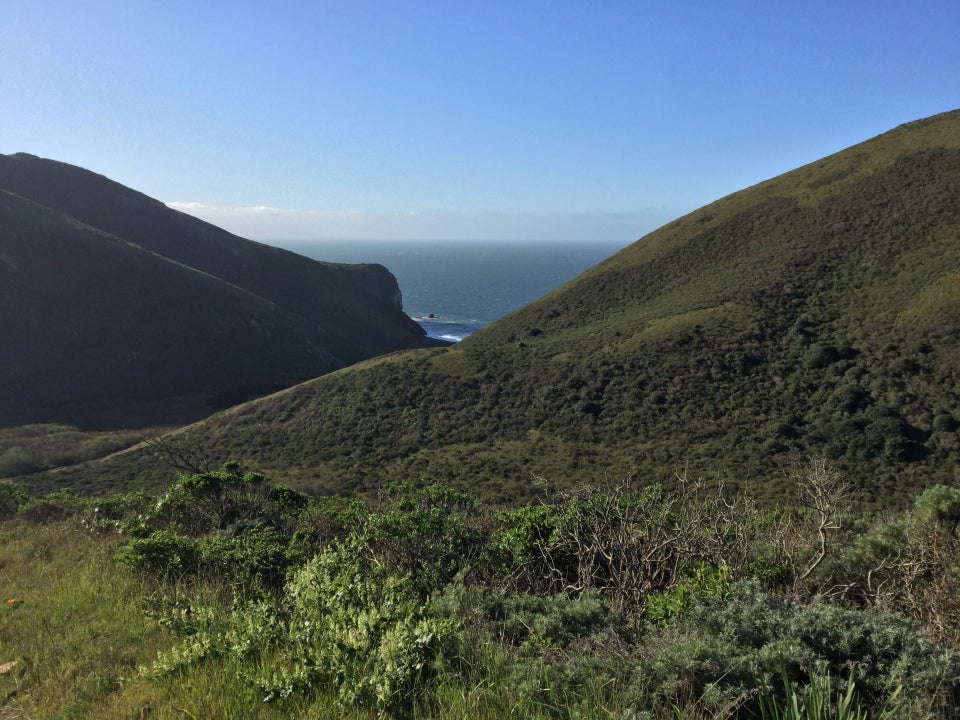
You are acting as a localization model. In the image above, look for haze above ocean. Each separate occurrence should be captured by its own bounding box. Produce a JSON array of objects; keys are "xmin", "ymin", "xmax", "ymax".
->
[{"xmin": 274, "ymin": 240, "xmax": 628, "ymax": 341}]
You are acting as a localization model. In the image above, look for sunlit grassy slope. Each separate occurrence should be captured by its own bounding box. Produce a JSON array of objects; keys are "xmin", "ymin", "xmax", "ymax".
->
[
  {"xmin": 20, "ymin": 110, "xmax": 960, "ymax": 506},
  {"xmin": 0, "ymin": 521, "xmax": 350, "ymax": 719}
]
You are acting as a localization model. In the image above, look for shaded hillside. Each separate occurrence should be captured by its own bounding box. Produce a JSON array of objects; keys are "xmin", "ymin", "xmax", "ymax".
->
[
  {"xmin": 0, "ymin": 156, "xmax": 440, "ymax": 428},
  {"xmin": 23, "ymin": 111, "xmax": 960, "ymax": 505},
  {"xmin": 0, "ymin": 153, "xmax": 430, "ymax": 363}
]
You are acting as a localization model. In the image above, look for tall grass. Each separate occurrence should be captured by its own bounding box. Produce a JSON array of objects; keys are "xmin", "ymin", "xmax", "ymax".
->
[
  {"xmin": 0, "ymin": 520, "xmax": 366, "ymax": 719},
  {"xmin": 757, "ymin": 671, "xmax": 901, "ymax": 720},
  {"xmin": 0, "ymin": 521, "xmax": 163, "ymax": 718}
]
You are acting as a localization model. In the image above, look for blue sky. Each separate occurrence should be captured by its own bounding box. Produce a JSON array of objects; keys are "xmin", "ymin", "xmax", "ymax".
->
[{"xmin": 3, "ymin": 1, "xmax": 958, "ymax": 241}]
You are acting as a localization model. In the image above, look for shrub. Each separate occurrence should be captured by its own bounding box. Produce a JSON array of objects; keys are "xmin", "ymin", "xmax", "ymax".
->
[
  {"xmin": 492, "ymin": 503, "xmax": 560, "ymax": 593},
  {"xmin": 358, "ymin": 483, "xmax": 483, "ymax": 594},
  {"xmin": 118, "ymin": 523, "xmax": 301, "ymax": 590},
  {"xmin": 80, "ymin": 490, "xmax": 155, "ymax": 535},
  {"xmin": 115, "ymin": 465, "xmax": 315, "ymax": 589},
  {"xmin": 144, "ymin": 536, "xmax": 460, "ymax": 717},
  {"xmin": 932, "ymin": 413, "xmax": 959, "ymax": 432},
  {"xmin": 17, "ymin": 488, "xmax": 88, "ymax": 523},
  {"xmin": 151, "ymin": 465, "xmax": 274, "ymax": 535},
  {"xmin": 804, "ymin": 344, "xmax": 842, "ymax": 369},
  {"xmin": 199, "ymin": 525, "xmax": 302, "ymax": 590},
  {"xmin": 493, "ymin": 591, "xmax": 607, "ymax": 648},
  {"xmin": 627, "ymin": 581, "xmax": 960, "ymax": 718},
  {"xmin": 271, "ymin": 483, "xmax": 309, "ymax": 511},
  {"xmin": 116, "ymin": 530, "xmax": 201, "ymax": 576},
  {"xmin": 837, "ymin": 485, "xmax": 960, "ymax": 643},
  {"xmin": 0, "ymin": 481, "xmax": 29, "ymax": 518},
  {"xmin": 646, "ymin": 562, "xmax": 731, "ymax": 626},
  {"xmin": 493, "ymin": 476, "xmax": 755, "ymax": 615}
]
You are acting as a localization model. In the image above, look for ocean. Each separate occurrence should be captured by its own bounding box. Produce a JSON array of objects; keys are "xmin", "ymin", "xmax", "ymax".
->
[{"xmin": 274, "ymin": 239, "xmax": 628, "ymax": 341}]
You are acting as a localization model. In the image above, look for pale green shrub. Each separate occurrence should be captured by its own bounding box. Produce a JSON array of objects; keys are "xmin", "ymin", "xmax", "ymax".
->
[
  {"xmin": 627, "ymin": 581, "xmax": 959, "ymax": 718},
  {"xmin": 143, "ymin": 536, "xmax": 460, "ymax": 717}
]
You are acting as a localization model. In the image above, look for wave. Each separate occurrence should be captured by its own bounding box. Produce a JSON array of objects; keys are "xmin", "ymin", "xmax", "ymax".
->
[{"xmin": 412, "ymin": 315, "xmax": 487, "ymax": 343}]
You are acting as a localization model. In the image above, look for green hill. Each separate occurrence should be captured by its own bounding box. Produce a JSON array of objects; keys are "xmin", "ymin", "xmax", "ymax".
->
[
  {"xmin": 16, "ymin": 111, "xmax": 960, "ymax": 505},
  {"xmin": 0, "ymin": 154, "xmax": 440, "ymax": 428}
]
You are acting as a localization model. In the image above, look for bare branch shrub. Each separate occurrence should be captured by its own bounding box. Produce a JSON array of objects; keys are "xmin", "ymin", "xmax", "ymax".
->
[
  {"xmin": 144, "ymin": 433, "xmax": 214, "ymax": 476},
  {"xmin": 765, "ymin": 455, "xmax": 855, "ymax": 595},
  {"xmin": 843, "ymin": 484, "xmax": 960, "ymax": 644},
  {"xmin": 501, "ymin": 471, "xmax": 757, "ymax": 615}
]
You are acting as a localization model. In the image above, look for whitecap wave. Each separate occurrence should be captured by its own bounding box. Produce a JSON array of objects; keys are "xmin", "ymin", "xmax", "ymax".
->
[{"xmin": 414, "ymin": 315, "xmax": 487, "ymax": 342}]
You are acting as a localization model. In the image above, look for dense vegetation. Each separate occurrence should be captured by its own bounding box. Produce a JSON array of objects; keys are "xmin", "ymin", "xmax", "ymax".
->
[
  {"xmin": 2, "ymin": 460, "xmax": 959, "ymax": 718},
  {"xmin": 18, "ymin": 111, "xmax": 960, "ymax": 506}
]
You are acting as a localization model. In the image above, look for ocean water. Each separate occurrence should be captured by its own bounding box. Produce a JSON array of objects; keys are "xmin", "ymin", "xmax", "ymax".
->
[{"xmin": 274, "ymin": 239, "xmax": 628, "ymax": 341}]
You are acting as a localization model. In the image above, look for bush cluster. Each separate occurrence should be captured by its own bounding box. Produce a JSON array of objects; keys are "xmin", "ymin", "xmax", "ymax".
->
[{"xmin": 69, "ymin": 460, "xmax": 958, "ymax": 717}]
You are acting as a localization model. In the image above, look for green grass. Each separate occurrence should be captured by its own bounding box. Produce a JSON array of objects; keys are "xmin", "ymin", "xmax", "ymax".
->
[
  {"xmin": 757, "ymin": 671, "xmax": 901, "ymax": 720},
  {"xmin": 0, "ymin": 520, "xmax": 369, "ymax": 719},
  {"xmin": 896, "ymin": 267, "xmax": 960, "ymax": 328},
  {"xmin": 0, "ymin": 521, "xmax": 164, "ymax": 718}
]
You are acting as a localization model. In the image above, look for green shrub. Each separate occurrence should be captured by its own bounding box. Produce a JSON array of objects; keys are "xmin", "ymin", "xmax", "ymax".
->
[
  {"xmin": 628, "ymin": 581, "xmax": 959, "ymax": 718},
  {"xmin": 0, "ymin": 480, "xmax": 29, "ymax": 518},
  {"xmin": 932, "ymin": 413, "xmax": 959, "ymax": 432},
  {"xmin": 114, "ymin": 465, "xmax": 315, "ymax": 589},
  {"xmin": 274, "ymin": 537, "xmax": 459, "ymax": 715},
  {"xmin": 119, "ymin": 525, "xmax": 301, "ymax": 590},
  {"xmin": 804, "ymin": 344, "xmax": 842, "ymax": 369},
  {"xmin": 838, "ymin": 484, "xmax": 960, "ymax": 643},
  {"xmin": 742, "ymin": 557, "xmax": 792, "ymax": 590},
  {"xmin": 117, "ymin": 530, "xmax": 201, "ymax": 576},
  {"xmin": 80, "ymin": 490, "xmax": 154, "ymax": 535},
  {"xmin": 199, "ymin": 525, "xmax": 302, "ymax": 590},
  {"xmin": 491, "ymin": 503, "xmax": 560, "ymax": 593},
  {"xmin": 151, "ymin": 465, "xmax": 273, "ymax": 535},
  {"xmin": 17, "ymin": 488, "xmax": 88, "ymax": 523},
  {"xmin": 646, "ymin": 562, "xmax": 731, "ymax": 626},
  {"xmin": 271, "ymin": 483, "xmax": 309, "ymax": 511},
  {"xmin": 493, "ymin": 591, "xmax": 607, "ymax": 648},
  {"xmin": 143, "ymin": 536, "xmax": 461, "ymax": 717},
  {"xmin": 913, "ymin": 483, "xmax": 960, "ymax": 531},
  {"xmin": 358, "ymin": 483, "xmax": 483, "ymax": 594}
]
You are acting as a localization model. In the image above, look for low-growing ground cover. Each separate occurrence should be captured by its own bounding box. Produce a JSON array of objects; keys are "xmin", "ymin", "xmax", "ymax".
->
[{"xmin": 1, "ymin": 459, "xmax": 958, "ymax": 718}]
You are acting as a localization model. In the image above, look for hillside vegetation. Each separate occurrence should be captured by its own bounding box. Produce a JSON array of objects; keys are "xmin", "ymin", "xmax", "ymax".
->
[
  {"xmin": 0, "ymin": 153, "xmax": 440, "ymax": 429},
  {"xmin": 22, "ymin": 111, "xmax": 960, "ymax": 506},
  {"xmin": 2, "ymin": 463, "xmax": 959, "ymax": 718}
]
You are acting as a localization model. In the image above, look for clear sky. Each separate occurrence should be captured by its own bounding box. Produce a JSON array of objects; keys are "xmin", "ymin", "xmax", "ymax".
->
[{"xmin": 3, "ymin": 1, "xmax": 958, "ymax": 242}]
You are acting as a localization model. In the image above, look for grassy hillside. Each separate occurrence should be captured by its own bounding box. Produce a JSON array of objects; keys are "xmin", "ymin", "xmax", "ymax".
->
[
  {"xmin": 0, "ymin": 155, "xmax": 441, "ymax": 429},
  {"xmin": 14, "ymin": 111, "xmax": 960, "ymax": 505}
]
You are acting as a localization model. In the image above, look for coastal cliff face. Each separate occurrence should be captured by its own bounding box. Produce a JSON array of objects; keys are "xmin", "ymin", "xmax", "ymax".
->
[
  {"xmin": 336, "ymin": 262, "xmax": 406, "ymax": 309},
  {"xmin": 0, "ymin": 153, "xmax": 437, "ymax": 428}
]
